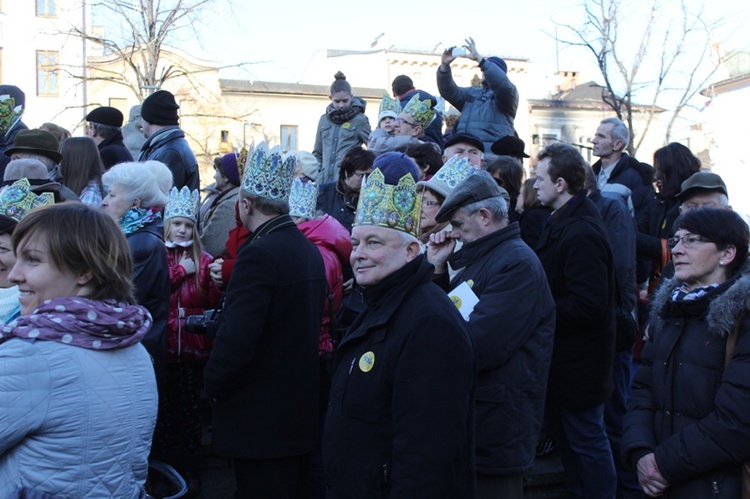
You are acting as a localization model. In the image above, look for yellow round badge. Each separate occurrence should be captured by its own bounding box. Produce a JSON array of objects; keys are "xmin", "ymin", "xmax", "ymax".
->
[
  {"xmin": 359, "ymin": 351, "xmax": 375, "ymax": 372},
  {"xmin": 450, "ymin": 295, "xmax": 462, "ymax": 308},
  {"xmin": 342, "ymin": 122, "xmax": 351, "ymax": 129}
]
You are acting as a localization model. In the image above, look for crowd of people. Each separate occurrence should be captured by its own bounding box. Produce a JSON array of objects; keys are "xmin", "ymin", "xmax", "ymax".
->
[{"xmin": 0, "ymin": 35, "xmax": 748, "ymax": 499}]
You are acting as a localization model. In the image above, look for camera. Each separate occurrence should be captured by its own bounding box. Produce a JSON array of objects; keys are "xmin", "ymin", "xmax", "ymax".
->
[{"xmin": 185, "ymin": 308, "xmax": 222, "ymax": 336}]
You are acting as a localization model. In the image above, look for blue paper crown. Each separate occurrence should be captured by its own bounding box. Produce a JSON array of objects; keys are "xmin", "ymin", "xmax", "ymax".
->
[
  {"xmin": 164, "ymin": 186, "xmax": 199, "ymax": 221},
  {"xmin": 242, "ymin": 142, "xmax": 296, "ymax": 202},
  {"xmin": 288, "ymin": 178, "xmax": 318, "ymax": 220}
]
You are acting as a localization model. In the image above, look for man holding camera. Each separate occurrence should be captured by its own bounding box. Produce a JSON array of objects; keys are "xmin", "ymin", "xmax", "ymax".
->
[{"xmin": 437, "ymin": 37, "xmax": 519, "ymax": 154}]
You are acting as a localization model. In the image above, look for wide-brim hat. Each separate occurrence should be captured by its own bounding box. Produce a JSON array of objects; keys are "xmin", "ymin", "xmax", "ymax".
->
[
  {"xmin": 491, "ymin": 135, "xmax": 530, "ymax": 158},
  {"xmin": 676, "ymin": 171, "xmax": 728, "ymax": 201},
  {"xmin": 4, "ymin": 129, "xmax": 62, "ymax": 162}
]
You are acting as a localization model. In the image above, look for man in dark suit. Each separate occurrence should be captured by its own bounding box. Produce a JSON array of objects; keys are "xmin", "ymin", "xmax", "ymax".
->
[
  {"xmin": 534, "ymin": 143, "xmax": 617, "ymax": 499},
  {"xmin": 203, "ymin": 143, "xmax": 326, "ymax": 498}
]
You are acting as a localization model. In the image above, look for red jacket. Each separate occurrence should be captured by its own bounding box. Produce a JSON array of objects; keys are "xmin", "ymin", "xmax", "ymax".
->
[
  {"xmin": 167, "ymin": 247, "xmax": 222, "ymax": 362},
  {"xmin": 218, "ymin": 200, "xmax": 251, "ymax": 286},
  {"xmin": 298, "ymin": 214, "xmax": 352, "ymax": 353}
]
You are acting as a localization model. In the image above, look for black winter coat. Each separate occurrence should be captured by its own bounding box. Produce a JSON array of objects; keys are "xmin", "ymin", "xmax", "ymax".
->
[
  {"xmin": 127, "ymin": 217, "xmax": 169, "ymax": 388},
  {"xmin": 137, "ymin": 126, "xmax": 199, "ymax": 190},
  {"xmin": 536, "ymin": 194, "xmax": 616, "ymax": 409},
  {"xmin": 204, "ymin": 215, "xmax": 326, "ymax": 459},
  {"xmin": 324, "ymin": 255, "xmax": 476, "ymax": 498},
  {"xmin": 438, "ymin": 223, "xmax": 555, "ymax": 475},
  {"xmin": 97, "ymin": 130, "xmax": 134, "ymax": 170},
  {"xmin": 316, "ymin": 181, "xmax": 356, "ymax": 233},
  {"xmin": 622, "ymin": 266, "xmax": 750, "ymax": 498}
]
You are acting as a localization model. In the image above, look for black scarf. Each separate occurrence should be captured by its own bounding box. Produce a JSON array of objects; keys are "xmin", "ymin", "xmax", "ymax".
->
[{"xmin": 326, "ymin": 102, "xmax": 364, "ymax": 125}]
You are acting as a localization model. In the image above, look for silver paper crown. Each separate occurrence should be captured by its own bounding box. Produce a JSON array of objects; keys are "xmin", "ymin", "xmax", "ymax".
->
[
  {"xmin": 288, "ymin": 178, "xmax": 318, "ymax": 220},
  {"xmin": 0, "ymin": 178, "xmax": 55, "ymax": 222},
  {"xmin": 164, "ymin": 186, "xmax": 199, "ymax": 221},
  {"xmin": 242, "ymin": 142, "xmax": 296, "ymax": 201},
  {"xmin": 429, "ymin": 156, "xmax": 478, "ymax": 195}
]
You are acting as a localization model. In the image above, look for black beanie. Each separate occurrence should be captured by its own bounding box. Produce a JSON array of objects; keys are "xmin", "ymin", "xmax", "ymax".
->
[
  {"xmin": 140, "ymin": 90, "xmax": 180, "ymax": 126},
  {"xmin": 86, "ymin": 106, "xmax": 124, "ymax": 127}
]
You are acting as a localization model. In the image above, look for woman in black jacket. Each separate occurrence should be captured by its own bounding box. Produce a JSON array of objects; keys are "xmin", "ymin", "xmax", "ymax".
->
[{"xmin": 623, "ymin": 208, "xmax": 750, "ymax": 498}]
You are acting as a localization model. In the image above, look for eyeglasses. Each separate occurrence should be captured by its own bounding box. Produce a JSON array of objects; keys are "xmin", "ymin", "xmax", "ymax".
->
[
  {"xmin": 422, "ymin": 200, "xmax": 441, "ymax": 207},
  {"xmin": 352, "ymin": 172, "xmax": 369, "ymax": 178},
  {"xmin": 667, "ymin": 234, "xmax": 713, "ymax": 250},
  {"xmin": 396, "ymin": 117, "xmax": 418, "ymax": 127}
]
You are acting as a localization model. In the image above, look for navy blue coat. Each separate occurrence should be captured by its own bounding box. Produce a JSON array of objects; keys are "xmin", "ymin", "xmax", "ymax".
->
[
  {"xmin": 316, "ymin": 181, "xmax": 356, "ymax": 233},
  {"xmin": 138, "ymin": 126, "xmax": 199, "ymax": 190},
  {"xmin": 204, "ymin": 215, "xmax": 326, "ymax": 459},
  {"xmin": 324, "ymin": 255, "xmax": 476, "ymax": 498},
  {"xmin": 536, "ymin": 194, "xmax": 616, "ymax": 409},
  {"xmin": 98, "ymin": 130, "xmax": 134, "ymax": 170},
  {"xmin": 438, "ymin": 223, "xmax": 555, "ymax": 475}
]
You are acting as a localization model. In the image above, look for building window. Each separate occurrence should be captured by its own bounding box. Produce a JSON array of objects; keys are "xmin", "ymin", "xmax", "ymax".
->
[
  {"xmin": 36, "ymin": 0, "xmax": 57, "ymax": 17},
  {"xmin": 281, "ymin": 125, "xmax": 298, "ymax": 152},
  {"xmin": 36, "ymin": 51, "xmax": 59, "ymax": 96}
]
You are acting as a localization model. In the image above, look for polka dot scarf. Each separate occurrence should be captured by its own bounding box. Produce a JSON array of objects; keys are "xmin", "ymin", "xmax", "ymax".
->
[{"xmin": 0, "ymin": 297, "xmax": 152, "ymax": 350}]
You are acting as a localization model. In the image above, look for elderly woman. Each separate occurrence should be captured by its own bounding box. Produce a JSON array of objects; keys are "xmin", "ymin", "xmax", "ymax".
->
[
  {"xmin": 316, "ymin": 147, "xmax": 375, "ymax": 233},
  {"xmin": 622, "ymin": 208, "xmax": 750, "ymax": 498},
  {"xmin": 102, "ymin": 160, "xmax": 172, "ymax": 387},
  {"xmin": 199, "ymin": 152, "xmax": 241, "ymax": 257},
  {"xmin": 0, "ymin": 203, "xmax": 158, "ymax": 497}
]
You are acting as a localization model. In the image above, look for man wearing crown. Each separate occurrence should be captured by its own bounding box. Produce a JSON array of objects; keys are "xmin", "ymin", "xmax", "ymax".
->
[
  {"xmin": 427, "ymin": 171, "xmax": 555, "ymax": 498},
  {"xmin": 203, "ymin": 143, "xmax": 327, "ymax": 497},
  {"xmin": 392, "ymin": 94, "xmax": 438, "ymax": 145},
  {"xmin": 323, "ymin": 152, "xmax": 476, "ymax": 497}
]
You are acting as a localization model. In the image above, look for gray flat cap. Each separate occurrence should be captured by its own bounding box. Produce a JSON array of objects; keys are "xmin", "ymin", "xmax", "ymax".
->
[{"xmin": 435, "ymin": 170, "xmax": 509, "ymax": 223}]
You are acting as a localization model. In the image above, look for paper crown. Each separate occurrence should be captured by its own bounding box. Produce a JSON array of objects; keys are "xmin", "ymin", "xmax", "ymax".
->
[
  {"xmin": 354, "ymin": 168, "xmax": 422, "ymax": 238},
  {"xmin": 0, "ymin": 178, "xmax": 55, "ymax": 222},
  {"xmin": 289, "ymin": 178, "xmax": 318, "ymax": 220},
  {"xmin": 0, "ymin": 95, "xmax": 23, "ymax": 134},
  {"xmin": 242, "ymin": 142, "xmax": 296, "ymax": 201},
  {"xmin": 164, "ymin": 186, "xmax": 199, "ymax": 222},
  {"xmin": 403, "ymin": 93, "xmax": 436, "ymax": 129},
  {"xmin": 378, "ymin": 93, "xmax": 402, "ymax": 122},
  {"xmin": 417, "ymin": 156, "xmax": 478, "ymax": 199}
]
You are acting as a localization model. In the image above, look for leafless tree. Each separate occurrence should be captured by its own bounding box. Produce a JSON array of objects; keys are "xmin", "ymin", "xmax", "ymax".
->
[{"xmin": 556, "ymin": 0, "xmax": 732, "ymax": 155}]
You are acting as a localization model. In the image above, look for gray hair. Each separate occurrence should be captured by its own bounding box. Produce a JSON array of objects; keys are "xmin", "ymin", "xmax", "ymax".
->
[
  {"xmin": 89, "ymin": 122, "xmax": 120, "ymax": 140},
  {"xmin": 102, "ymin": 160, "xmax": 173, "ymax": 208},
  {"xmin": 460, "ymin": 196, "xmax": 508, "ymax": 222},
  {"xmin": 3, "ymin": 159, "xmax": 48, "ymax": 181},
  {"xmin": 398, "ymin": 230, "xmax": 420, "ymax": 247},
  {"xmin": 600, "ymin": 117, "xmax": 629, "ymax": 150},
  {"xmin": 11, "ymin": 152, "xmax": 57, "ymax": 172}
]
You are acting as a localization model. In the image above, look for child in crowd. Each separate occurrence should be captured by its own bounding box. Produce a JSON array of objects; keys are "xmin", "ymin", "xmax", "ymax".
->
[
  {"xmin": 156, "ymin": 186, "xmax": 221, "ymax": 495},
  {"xmin": 368, "ymin": 93, "xmax": 415, "ymax": 156}
]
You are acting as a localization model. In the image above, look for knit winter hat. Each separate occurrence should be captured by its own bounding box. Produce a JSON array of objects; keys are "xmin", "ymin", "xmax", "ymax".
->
[
  {"xmin": 86, "ymin": 106, "xmax": 124, "ymax": 127},
  {"xmin": 220, "ymin": 152, "xmax": 241, "ymax": 186},
  {"xmin": 140, "ymin": 90, "xmax": 180, "ymax": 126},
  {"xmin": 372, "ymin": 152, "xmax": 420, "ymax": 184},
  {"xmin": 486, "ymin": 56, "xmax": 508, "ymax": 73}
]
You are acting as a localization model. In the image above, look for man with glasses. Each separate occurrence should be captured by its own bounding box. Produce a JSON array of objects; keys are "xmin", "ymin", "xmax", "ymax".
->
[
  {"xmin": 393, "ymin": 94, "xmax": 437, "ymax": 144},
  {"xmin": 427, "ymin": 170, "xmax": 555, "ymax": 499},
  {"xmin": 533, "ymin": 143, "xmax": 617, "ymax": 499}
]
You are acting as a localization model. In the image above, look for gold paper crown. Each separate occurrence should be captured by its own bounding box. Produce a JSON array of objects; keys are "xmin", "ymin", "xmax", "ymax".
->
[
  {"xmin": 164, "ymin": 186, "xmax": 200, "ymax": 222},
  {"xmin": 0, "ymin": 178, "xmax": 55, "ymax": 222},
  {"xmin": 403, "ymin": 93, "xmax": 436, "ymax": 129},
  {"xmin": 0, "ymin": 95, "xmax": 23, "ymax": 134},
  {"xmin": 354, "ymin": 168, "xmax": 422, "ymax": 238},
  {"xmin": 378, "ymin": 93, "xmax": 402, "ymax": 121},
  {"xmin": 288, "ymin": 178, "xmax": 318, "ymax": 220}
]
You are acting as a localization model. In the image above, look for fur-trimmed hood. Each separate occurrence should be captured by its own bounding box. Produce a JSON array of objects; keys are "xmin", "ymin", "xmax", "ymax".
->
[{"xmin": 649, "ymin": 260, "xmax": 750, "ymax": 338}]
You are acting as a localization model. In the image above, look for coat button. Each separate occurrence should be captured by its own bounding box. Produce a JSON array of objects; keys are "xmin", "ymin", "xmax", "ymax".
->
[{"xmin": 665, "ymin": 410, "xmax": 670, "ymax": 416}]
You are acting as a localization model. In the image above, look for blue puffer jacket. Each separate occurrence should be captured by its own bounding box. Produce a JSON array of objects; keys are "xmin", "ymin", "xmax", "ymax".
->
[
  {"xmin": 437, "ymin": 60, "xmax": 518, "ymax": 152},
  {"xmin": 0, "ymin": 340, "xmax": 157, "ymax": 498},
  {"xmin": 138, "ymin": 126, "xmax": 199, "ymax": 190}
]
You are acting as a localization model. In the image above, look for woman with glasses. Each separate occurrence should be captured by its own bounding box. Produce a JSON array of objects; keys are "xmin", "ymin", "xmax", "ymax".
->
[
  {"xmin": 486, "ymin": 156, "xmax": 523, "ymax": 222},
  {"xmin": 622, "ymin": 208, "xmax": 750, "ymax": 498},
  {"xmin": 316, "ymin": 147, "xmax": 375, "ymax": 233}
]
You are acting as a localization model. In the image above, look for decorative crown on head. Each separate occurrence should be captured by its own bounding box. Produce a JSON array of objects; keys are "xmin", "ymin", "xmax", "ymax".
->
[
  {"xmin": 242, "ymin": 142, "xmax": 296, "ymax": 202},
  {"xmin": 378, "ymin": 93, "xmax": 402, "ymax": 121},
  {"xmin": 354, "ymin": 169, "xmax": 422, "ymax": 238},
  {"xmin": 0, "ymin": 178, "xmax": 54, "ymax": 222},
  {"xmin": 288, "ymin": 178, "xmax": 318, "ymax": 220},
  {"xmin": 433, "ymin": 156, "xmax": 479, "ymax": 191},
  {"xmin": 0, "ymin": 94, "xmax": 23, "ymax": 134},
  {"xmin": 164, "ymin": 186, "xmax": 199, "ymax": 222},
  {"xmin": 403, "ymin": 93, "xmax": 437, "ymax": 129}
]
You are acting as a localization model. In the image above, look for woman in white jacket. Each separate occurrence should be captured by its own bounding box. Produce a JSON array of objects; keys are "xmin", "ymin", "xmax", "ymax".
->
[{"xmin": 0, "ymin": 203, "xmax": 158, "ymax": 498}]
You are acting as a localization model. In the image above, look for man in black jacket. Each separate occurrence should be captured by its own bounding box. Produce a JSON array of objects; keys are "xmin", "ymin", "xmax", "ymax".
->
[
  {"xmin": 427, "ymin": 170, "xmax": 555, "ymax": 499},
  {"xmin": 86, "ymin": 106, "xmax": 134, "ymax": 170},
  {"xmin": 324, "ymin": 153, "xmax": 476, "ymax": 498},
  {"xmin": 204, "ymin": 143, "xmax": 326, "ymax": 498},
  {"xmin": 534, "ymin": 143, "xmax": 617, "ymax": 499}
]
